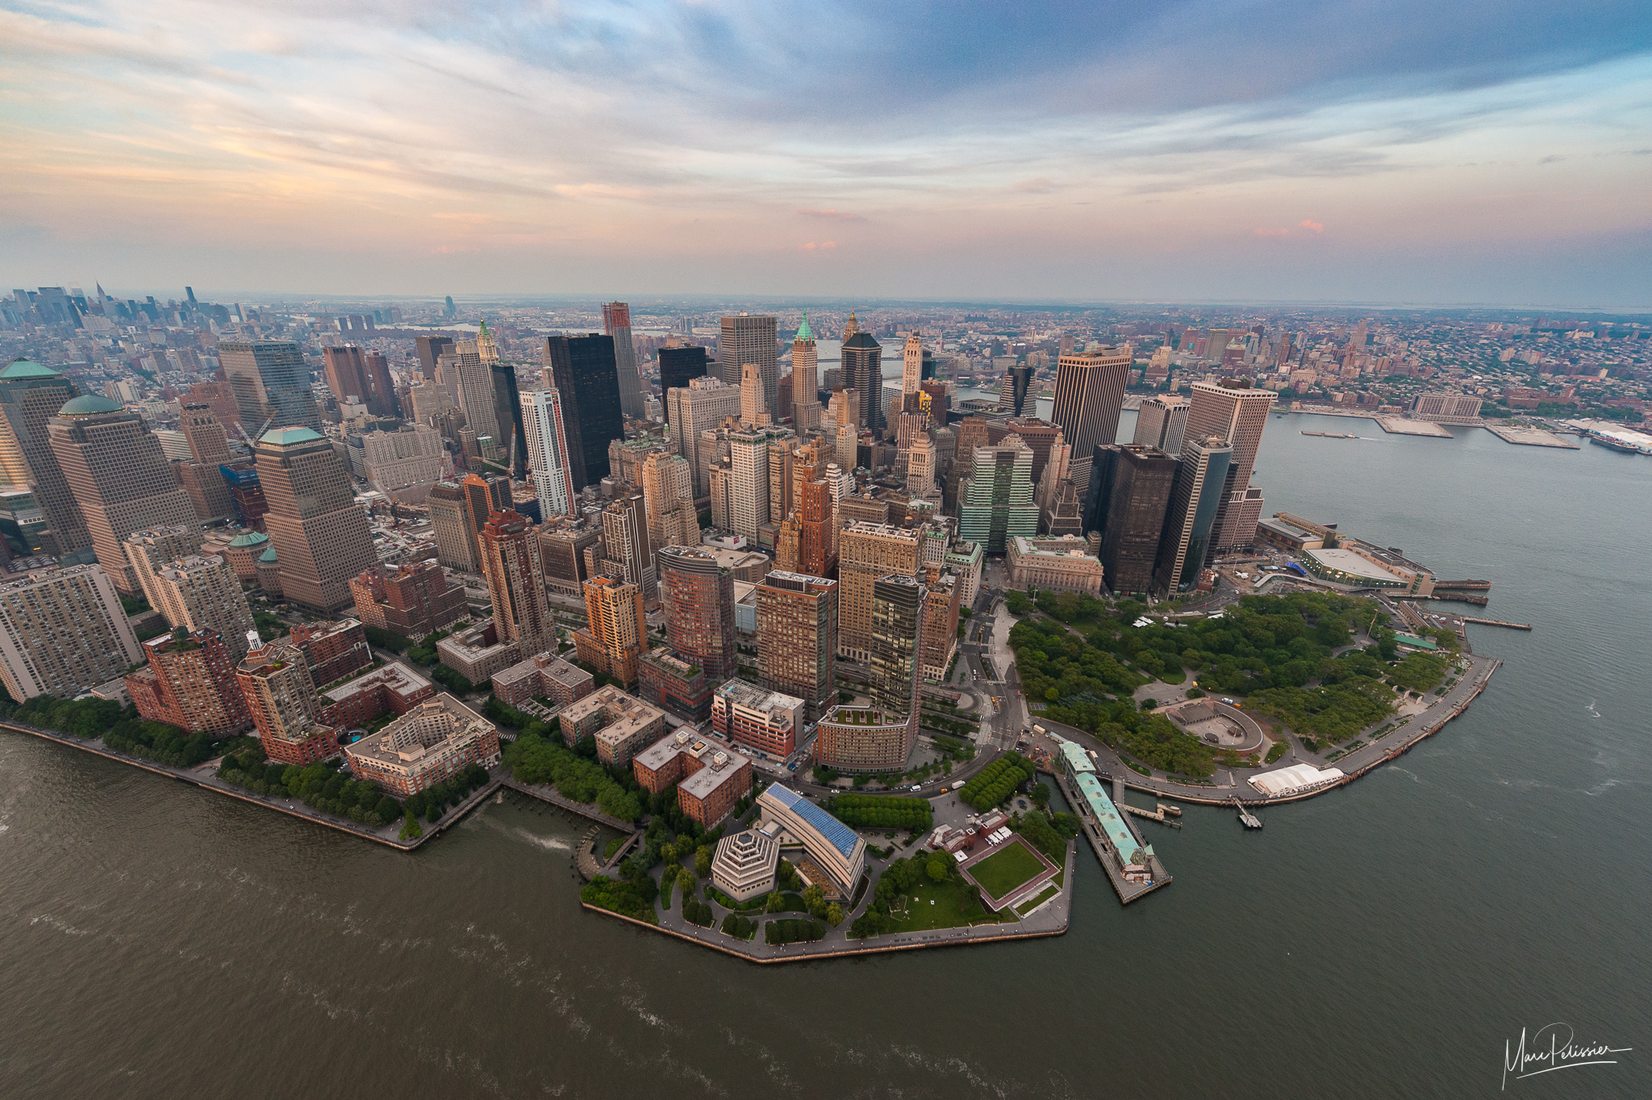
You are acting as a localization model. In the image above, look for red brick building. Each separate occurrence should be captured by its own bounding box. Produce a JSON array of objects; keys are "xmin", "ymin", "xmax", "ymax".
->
[
  {"xmin": 319, "ymin": 661, "xmax": 434, "ymax": 729},
  {"xmin": 349, "ymin": 561, "xmax": 467, "ymax": 640},
  {"xmin": 637, "ymin": 647, "xmax": 712, "ymax": 722},
  {"xmin": 126, "ymin": 629, "xmax": 252, "ymax": 737},
  {"xmin": 631, "ymin": 729, "xmax": 754, "ymax": 829},
  {"xmin": 290, "ymin": 618, "xmax": 372, "ymax": 687}
]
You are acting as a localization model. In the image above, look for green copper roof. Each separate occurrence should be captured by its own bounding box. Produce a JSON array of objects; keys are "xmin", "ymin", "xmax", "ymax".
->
[
  {"xmin": 227, "ymin": 531, "xmax": 270, "ymax": 548},
  {"xmin": 478, "ymin": 318, "xmax": 490, "ymax": 335},
  {"xmin": 56, "ymin": 393, "xmax": 124, "ymax": 416},
  {"xmin": 258, "ymin": 546, "xmax": 279, "ymax": 563},
  {"xmin": 0, "ymin": 358, "xmax": 61, "ymax": 380},
  {"xmin": 259, "ymin": 425, "xmax": 324, "ymax": 446},
  {"xmin": 796, "ymin": 311, "xmax": 813, "ymax": 342}
]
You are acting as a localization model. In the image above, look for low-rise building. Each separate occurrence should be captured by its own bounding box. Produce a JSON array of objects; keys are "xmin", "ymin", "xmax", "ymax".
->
[
  {"xmin": 349, "ymin": 561, "xmax": 467, "ymax": 640},
  {"xmin": 1006, "ymin": 535, "xmax": 1105, "ymax": 595},
  {"xmin": 560, "ymin": 685, "xmax": 669, "ymax": 766},
  {"xmin": 813, "ymin": 705, "xmax": 916, "ymax": 774},
  {"xmin": 437, "ymin": 623, "xmax": 520, "ymax": 685},
  {"xmin": 320, "ymin": 660, "xmax": 434, "ymax": 730},
  {"xmin": 711, "ymin": 826, "xmax": 780, "ymax": 902},
  {"xmin": 631, "ymin": 727, "xmax": 755, "ymax": 829},
  {"xmin": 343, "ymin": 694, "xmax": 501, "ymax": 797},
  {"xmin": 711, "ymin": 678, "xmax": 803, "ymax": 759},
  {"xmin": 490, "ymin": 651, "xmax": 594, "ymax": 708},
  {"xmin": 637, "ymin": 647, "xmax": 712, "ymax": 722},
  {"xmin": 756, "ymin": 783, "xmax": 866, "ymax": 896}
]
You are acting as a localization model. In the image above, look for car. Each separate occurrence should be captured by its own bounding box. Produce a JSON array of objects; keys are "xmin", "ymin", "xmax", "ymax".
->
[
  {"xmin": 910, "ymin": 784, "xmax": 922, "ymax": 792},
  {"xmin": 1222, "ymin": 697, "xmax": 1235, "ymax": 705}
]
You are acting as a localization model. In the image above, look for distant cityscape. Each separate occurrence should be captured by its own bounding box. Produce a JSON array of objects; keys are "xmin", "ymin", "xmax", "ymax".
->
[{"xmin": 0, "ymin": 284, "xmax": 1637, "ymax": 957}]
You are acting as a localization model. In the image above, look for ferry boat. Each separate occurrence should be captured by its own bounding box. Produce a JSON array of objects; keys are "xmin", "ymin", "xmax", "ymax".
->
[{"xmin": 1301, "ymin": 430, "xmax": 1358, "ymax": 439}]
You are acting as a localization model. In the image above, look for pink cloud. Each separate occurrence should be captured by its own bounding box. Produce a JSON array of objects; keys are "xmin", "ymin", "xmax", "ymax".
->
[
  {"xmin": 799, "ymin": 240, "xmax": 838, "ymax": 252},
  {"xmin": 1299, "ymin": 218, "xmax": 1325, "ymax": 234}
]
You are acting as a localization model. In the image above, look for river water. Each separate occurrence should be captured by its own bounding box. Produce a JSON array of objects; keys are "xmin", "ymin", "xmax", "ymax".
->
[{"xmin": 2, "ymin": 413, "xmax": 1648, "ymax": 1098}]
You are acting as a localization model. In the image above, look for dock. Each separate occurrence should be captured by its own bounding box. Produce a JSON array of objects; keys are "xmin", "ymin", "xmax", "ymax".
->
[
  {"xmin": 1232, "ymin": 799, "xmax": 1263, "ymax": 829},
  {"xmin": 1119, "ymin": 801, "xmax": 1184, "ymax": 828},
  {"xmin": 1462, "ymin": 616, "xmax": 1532, "ymax": 631}
]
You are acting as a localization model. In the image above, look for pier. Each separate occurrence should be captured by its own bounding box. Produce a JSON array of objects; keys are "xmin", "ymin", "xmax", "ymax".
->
[
  {"xmin": 1232, "ymin": 799, "xmax": 1263, "ymax": 829},
  {"xmin": 1462, "ymin": 616, "xmax": 1532, "ymax": 631}
]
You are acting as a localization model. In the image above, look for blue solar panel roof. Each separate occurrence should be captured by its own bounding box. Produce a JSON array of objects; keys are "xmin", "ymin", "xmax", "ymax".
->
[{"xmin": 768, "ymin": 784, "xmax": 860, "ymax": 859}]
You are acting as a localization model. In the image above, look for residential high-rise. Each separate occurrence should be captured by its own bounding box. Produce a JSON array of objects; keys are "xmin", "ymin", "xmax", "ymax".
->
[
  {"xmin": 657, "ymin": 346, "xmax": 709, "ymax": 424},
  {"xmin": 755, "ymin": 570, "xmax": 837, "ymax": 719},
  {"xmin": 542, "ymin": 334, "xmax": 623, "ymax": 490},
  {"xmin": 658, "ymin": 545, "xmax": 737, "ymax": 682},
  {"xmin": 668, "ymin": 378, "xmax": 742, "ymax": 497},
  {"xmin": 901, "ymin": 333, "xmax": 925, "ymax": 397},
  {"xmin": 788, "ymin": 313, "xmax": 819, "ymax": 428},
  {"xmin": 0, "ymin": 564, "xmax": 142, "ymax": 700},
  {"xmin": 604, "ymin": 302, "xmax": 646, "ymax": 421},
  {"xmin": 956, "ymin": 436, "xmax": 1038, "ymax": 554},
  {"xmin": 48, "ymin": 394, "xmax": 199, "ymax": 593},
  {"xmin": 123, "ymin": 524, "xmax": 202, "ymax": 609},
  {"xmin": 573, "ymin": 576, "xmax": 646, "ymax": 686},
  {"xmin": 640, "ymin": 450, "xmax": 698, "ymax": 557},
  {"xmin": 1050, "ymin": 345, "xmax": 1131, "ymax": 482},
  {"xmin": 718, "ymin": 314, "xmax": 778, "ymax": 417},
  {"xmin": 1183, "ymin": 381, "xmax": 1277, "ymax": 549},
  {"xmin": 1094, "ymin": 445, "xmax": 1178, "ymax": 595},
  {"xmin": 237, "ymin": 638, "xmax": 337, "ymax": 765},
  {"xmin": 598, "ymin": 492, "xmax": 657, "ymax": 608},
  {"xmin": 126, "ymin": 629, "xmax": 251, "ymax": 737},
  {"xmin": 1134, "ymin": 395, "xmax": 1191, "ymax": 454},
  {"xmin": 479, "ymin": 510, "xmax": 555, "ymax": 656},
  {"xmin": 836, "ymin": 521, "xmax": 922, "ymax": 660},
  {"xmin": 0, "ymin": 358, "xmax": 90, "ymax": 556},
  {"xmin": 521, "ymin": 388, "xmax": 575, "ymax": 517},
  {"xmin": 255, "ymin": 426, "xmax": 377, "ymax": 612},
  {"xmin": 841, "ymin": 328, "xmax": 884, "ymax": 435},
  {"xmin": 918, "ymin": 572, "xmax": 961, "ymax": 682},
  {"xmin": 1154, "ymin": 436, "xmax": 1233, "ymax": 593},
  {"xmin": 145, "ymin": 554, "xmax": 258, "ymax": 660},
  {"xmin": 218, "ymin": 341, "xmax": 321, "ymax": 433}
]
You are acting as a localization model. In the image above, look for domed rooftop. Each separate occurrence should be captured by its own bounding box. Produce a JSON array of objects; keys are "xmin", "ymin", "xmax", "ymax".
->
[
  {"xmin": 56, "ymin": 393, "xmax": 124, "ymax": 417},
  {"xmin": 258, "ymin": 425, "xmax": 324, "ymax": 446},
  {"xmin": 0, "ymin": 358, "xmax": 61, "ymax": 380},
  {"xmin": 227, "ymin": 531, "xmax": 270, "ymax": 548},
  {"xmin": 258, "ymin": 546, "xmax": 279, "ymax": 563}
]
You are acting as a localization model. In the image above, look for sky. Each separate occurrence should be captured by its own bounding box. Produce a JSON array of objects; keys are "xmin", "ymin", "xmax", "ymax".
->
[{"xmin": 2, "ymin": 0, "xmax": 1651, "ymax": 309}]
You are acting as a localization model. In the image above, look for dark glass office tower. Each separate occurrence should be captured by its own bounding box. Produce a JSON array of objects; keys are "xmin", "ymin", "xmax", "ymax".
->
[
  {"xmin": 488, "ymin": 363, "xmax": 528, "ymax": 479},
  {"xmin": 1096, "ymin": 445, "xmax": 1178, "ymax": 595},
  {"xmin": 414, "ymin": 335, "xmax": 453, "ymax": 380},
  {"xmin": 658, "ymin": 346, "xmax": 710, "ymax": 424},
  {"xmin": 218, "ymin": 341, "xmax": 321, "ymax": 433},
  {"xmin": 541, "ymin": 334, "xmax": 622, "ymax": 490},
  {"xmin": 841, "ymin": 330, "xmax": 884, "ymax": 435}
]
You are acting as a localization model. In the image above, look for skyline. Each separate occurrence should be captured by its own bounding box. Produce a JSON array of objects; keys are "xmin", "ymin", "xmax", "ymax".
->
[{"xmin": 3, "ymin": 1, "xmax": 1652, "ymax": 308}]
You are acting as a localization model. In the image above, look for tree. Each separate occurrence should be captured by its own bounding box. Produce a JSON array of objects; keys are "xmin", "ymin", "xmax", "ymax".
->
[
  {"xmin": 801, "ymin": 884, "xmax": 825, "ymax": 917},
  {"xmin": 925, "ymin": 854, "xmax": 948, "ymax": 882},
  {"xmin": 764, "ymin": 891, "xmax": 785, "ymax": 913},
  {"xmin": 824, "ymin": 903, "xmax": 845, "ymax": 927},
  {"xmin": 694, "ymin": 845, "xmax": 712, "ymax": 878}
]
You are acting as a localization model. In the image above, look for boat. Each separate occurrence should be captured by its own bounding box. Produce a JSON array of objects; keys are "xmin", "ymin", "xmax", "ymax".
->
[
  {"xmin": 1301, "ymin": 430, "xmax": 1359, "ymax": 439},
  {"xmin": 1587, "ymin": 433, "xmax": 1652, "ymax": 455}
]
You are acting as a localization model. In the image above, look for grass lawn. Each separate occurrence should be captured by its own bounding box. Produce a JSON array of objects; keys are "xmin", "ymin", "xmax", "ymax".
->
[
  {"xmin": 883, "ymin": 877, "xmax": 1016, "ymax": 933},
  {"xmin": 968, "ymin": 841, "xmax": 1047, "ymax": 901}
]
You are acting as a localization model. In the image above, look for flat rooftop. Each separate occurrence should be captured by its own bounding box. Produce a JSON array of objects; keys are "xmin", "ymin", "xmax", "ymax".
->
[{"xmin": 1306, "ymin": 546, "xmax": 1408, "ymax": 582}]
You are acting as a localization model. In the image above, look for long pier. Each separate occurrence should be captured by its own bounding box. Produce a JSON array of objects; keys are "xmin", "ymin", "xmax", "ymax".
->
[{"xmin": 1462, "ymin": 616, "xmax": 1532, "ymax": 631}]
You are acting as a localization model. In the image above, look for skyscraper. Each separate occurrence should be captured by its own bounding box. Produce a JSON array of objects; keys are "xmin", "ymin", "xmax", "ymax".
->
[
  {"xmin": 869, "ymin": 572, "xmax": 924, "ymax": 726},
  {"xmin": 956, "ymin": 437, "xmax": 1038, "ymax": 555},
  {"xmin": 542, "ymin": 334, "xmax": 623, "ymax": 490},
  {"xmin": 1183, "ymin": 381, "xmax": 1278, "ymax": 549},
  {"xmin": 255, "ymin": 426, "xmax": 377, "ymax": 612},
  {"xmin": 657, "ymin": 345, "xmax": 709, "ymax": 424},
  {"xmin": 479, "ymin": 510, "xmax": 555, "ymax": 656},
  {"xmin": 450, "ymin": 344, "xmax": 501, "ymax": 453},
  {"xmin": 836, "ymin": 521, "xmax": 922, "ymax": 661},
  {"xmin": 1050, "ymin": 345, "xmax": 1131, "ymax": 482},
  {"xmin": 755, "ymin": 570, "xmax": 837, "ymax": 719},
  {"xmin": 640, "ymin": 450, "xmax": 698, "ymax": 556},
  {"xmin": 521, "ymin": 388, "xmax": 575, "ymax": 518},
  {"xmin": 48, "ymin": 394, "xmax": 199, "ymax": 593},
  {"xmin": 1095, "ymin": 445, "xmax": 1178, "ymax": 596},
  {"xmin": 573, "ymin": 576, "xmax": 646, "ymax": 686},
  {"xmin": 739, "ymin": 363, "xmax": 770, "ymax": 427},
  {"xmin": 999, "ymin": 364, "xmax": 1032, "ymax": 416},
  {"xmin": 176, "ymin": 402, "xmax": 234, "ymax": 520},
  {"xmin": 726, "ymin": 428, "xmax": 771, "ymax": 541},
  {"xmin": 414, "ymin": 335, "xmax": 454, "ymax": 380},
  {"xmin": 658, "ymin": 545, "xmax": 737, "ymax": 683},
  {"xmin": 1134, "ymin": 395, "xmax": 1191, "ymax": 454},
  {"xmin": 598, "ymin": 492, "xmax": 657, "ymax": 609},
  {"xmin": 797, "ymin": 476, "xmax": 837, "ymax": 577},
  {"xmin": 1154, "ymin": 436, "xmax": 1233, "ymax": 593},
  {"xmin": 604, "ymin": 302, "xmax": 646, "ymax": 421},
  {"xmin": 144, "ymin": 553, "xmax": 258, "ymax": 660},
  {"xmin": 0, "ymin": 564, "xmax": 142, "ymax": 700},
  {"xmin": 841, "ymin": 328, "xmax": 884, "ymax": 435},
  {"xmin": 0, "ymin": 358, "xmax": 89, "ymax": 556},
  {"xmin": 488, "ymin": 362, "xmax": 528, "ymax": 479},
  {"xmin": 237, "ymin": 638, "xmax": 336, "ymax": 765},
  {"xmin": 901, "ymin": 333, "xmax": 925, "ymax": 397},
  {"xmin": 667, "ymin": 377, "xmax": 741, "ymax": 497},
  {"xmin": 322, "ymin": 345, "xmax": 370, "ymax": 405},
  {"xmin": 218, "ymin": 341, "xmax": 321, "ymax": 433},
  {"xmin": 427, "ymin": 481, "xmax": 477, "ymax": 572},
  {"xmin": 788, "ymin": 313, "xmax": 820, "ymax": 428},
  {"xmin": 719, "ymin": 314, "xmax": 778, "ymax": 417}
]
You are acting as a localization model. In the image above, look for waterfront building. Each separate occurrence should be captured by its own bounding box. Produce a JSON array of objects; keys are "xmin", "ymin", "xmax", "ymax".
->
[
  {"xmin": 48, "ymin": 394, "xmax": 199, "ymax": 593},
  {"xmin": 573, "ymin": 576, "xmax": 645, "ymax": 686},
  {"xmin": 1411, "ymin": 392, "xmax": 1484, "ymax": 423},
  {"xmin": 1050, "ymin": 345, "xmax": 1130, "ymax": 483},
  {"xmin": 657, "ymin": 345, "xmax": 709, "ymax": 424},
  {"xmin": 0, "ymin": 358, "xmax": 90, "ymax": 555},
  {"xmin": 344, "ymin": 694, "xmax": 500, "ymax": 797},
  {"xmin": 143, "ymin": 553, "xmax": 258, "ymax": 660},
  {"xmin": 632, "ymin": 728, "xmax": 754, "ymax": 829},
  {"xmin": 836, "ymin": 521, "xmax": 922, "ymax": 661},
  {"xmin": 541, "ymin": 334, "xmax": 623, "ymax": 490},
  {"xmin": 1092, "ymin": 445, "xmax": 1178, "ymax": 596},
  {"xmin": 711, "ymin": 678, "xmax": 804, "ymax": 759},
  {"xmin": 126, "ymin": 628, "xmax": 251, "ymax": 737},
  {"xmin": 719, "ymin": 314, "xmax": 778, "ymax": 417},
  {"xmin": 659, "ymin": 546, "xmax": 733, "ymax": 668},
  {"xmin": 956, "ymin": 436, "xmax": 1038, "ymax": 554},
  {"xmin": 479, "ymin": 510, "xmax": 555, "ymax": 656},
  {"xmin": 1006, "ymin": 535, "xmax": 1105, "ymax": 595},
  {"xmin": 218, "ymin": 340, "xmax": 321, "ymax": 433},
  {"xmin": 319, "ymin": 661, "xmax": 433, "ymax": 730},
  {"xmin": 711, "ymin": 828, "xmax": 780, "ymax": 903},
  {"xmin": 0, "ymin": 565, "xmax": 142, "ymax": 701},
  {"xmin": 1183, "ymin": 380, "xmax": 1277, "ymax": 550},
  {"xmin": 637, "ymin": 647, "xmax": 712, "ymax": 722},
  {"xmin": 1154, "ymin": 436, "xmax": 1233, "ymax": 593},
  {"xmin": 255, "ymin": 427, "xmax": 377, "ymax": 612},
  {"xmin": 348, "ymin": 561, "xmax": 467, "ymax": 640},
  {"xmin": 561, "ymin": 685, "xmax": 669, "ymax": 765},
  {"xmin": 1133, "ymin": 395, "xmax": 1190, "ymax": 454},
  {"xmin": 754, "ymin": 570, "xmax": 837, "ymax": 720},
  {"xmin": 236, "ymin": 638, "xmax": 338, "ymax": 765},
  {"xmin": 755, "ymin": 784, "xmax": 866, "ymax": 896},
  {"xmin": 290, "ymin": 618, "xmax": 372, "ymax": 687}
]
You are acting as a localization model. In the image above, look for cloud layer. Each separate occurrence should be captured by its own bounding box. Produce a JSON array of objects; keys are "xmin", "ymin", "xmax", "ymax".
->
[{"xmin": 2, "ymin": 0, "xmax": 1650, "ymax": 306}]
